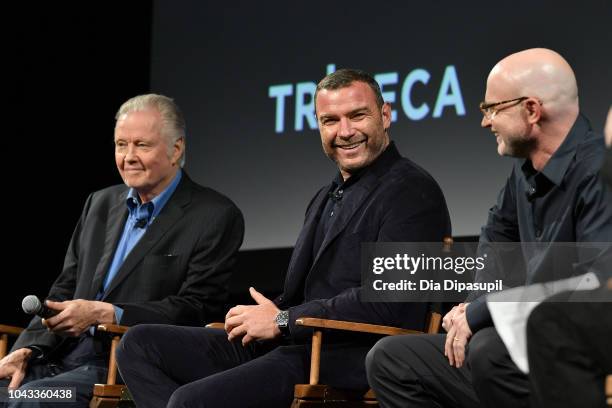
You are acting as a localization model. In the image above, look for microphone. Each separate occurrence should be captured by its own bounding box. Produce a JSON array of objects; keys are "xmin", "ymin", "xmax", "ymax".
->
[
  {"xmin": 134, "ymin": 218, "xmax": 148, "ymax": 228},
  {"xmin": 22, "ymin": 295, "xmax": 58, "ymax": 319},
  {"xmin": 328, "ymin": 189, "xmax": 344, "ymax": 203}
]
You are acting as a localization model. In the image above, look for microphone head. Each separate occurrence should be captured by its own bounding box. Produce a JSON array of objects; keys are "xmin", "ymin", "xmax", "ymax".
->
[{"xmin": 22, "ymin": 295, "xmax": 42, "ymax": 315}]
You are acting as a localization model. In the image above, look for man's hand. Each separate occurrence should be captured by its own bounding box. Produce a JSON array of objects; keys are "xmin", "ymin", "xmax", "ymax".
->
[
  {"xmin": 443, "ymin": 303, "xmax": 473, "ymax": 368},
  {"xmin": 0, "ymin": 348, "xmax": 32, "ymax": 389},
  {"xmin": 224, "ymin": 287, "xmax": 281, "ymax": 346},
  {"xmin": 42, "ymin": 299, "xmax": 116, "ymax": 337},
  {"xmin": 441, "ymin": 303, "xmax": 464, "ymax": 332}
]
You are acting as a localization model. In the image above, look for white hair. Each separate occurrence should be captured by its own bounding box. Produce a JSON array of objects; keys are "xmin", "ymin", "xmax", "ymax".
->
[{"xmin": 116, "ymin": 94, "xmax": 186, "ymax": 166}]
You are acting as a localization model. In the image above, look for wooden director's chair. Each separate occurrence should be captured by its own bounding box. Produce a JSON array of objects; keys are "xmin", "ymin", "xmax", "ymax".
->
[{"xmin": 290, "ymin": 312, "xmax": 442, "ymax": 407}]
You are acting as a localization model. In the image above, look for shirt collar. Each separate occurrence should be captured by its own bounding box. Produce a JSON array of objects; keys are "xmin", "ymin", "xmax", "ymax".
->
[
  {"xmin": 126, "ymin": 169, "xmax": 183, "ymax": 221},
  {"xmin": 521, "ymin": 114, "xmax": 591, "ymax": 186}
]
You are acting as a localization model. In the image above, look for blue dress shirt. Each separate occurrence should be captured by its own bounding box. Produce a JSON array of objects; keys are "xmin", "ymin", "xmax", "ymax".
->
[{"xmin": 100, "ymin": 170, "xmax": 183, "ymax": 323}]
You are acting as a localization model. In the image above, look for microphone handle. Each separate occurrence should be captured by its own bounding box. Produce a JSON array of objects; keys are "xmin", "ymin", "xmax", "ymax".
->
[{"xmin": 38, "ymin": 303, "xmax": 58, "ymax": 319}]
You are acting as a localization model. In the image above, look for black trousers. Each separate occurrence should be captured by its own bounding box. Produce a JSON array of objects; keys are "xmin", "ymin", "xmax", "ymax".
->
[
  {"xmin": 527, "ymin": 289, "xmax": 612, "ymax": 408},
  {"xmin": 0, "ymin": 336, "xmax": 108, "ymax": 408},
  {"xmin": 366, "ymin": 328, "xmax": 530, "ymax": 408},
  {"xmin": 116, "ymin": 324, "xmax": 373, "ymax": 408}
]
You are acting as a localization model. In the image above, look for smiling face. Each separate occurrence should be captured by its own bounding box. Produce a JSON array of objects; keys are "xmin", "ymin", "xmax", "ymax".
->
[
  {"xmin": 114, "ymin": 109, "xmax": 183, "ymax": 202},
  {"xmin": 481, "ymin": 96, "xmax": 532, "ymax": 158},
  {"xmin": 480, "ymin": 73, "xmax": 533, "ymax": 158},
  {"xmin": 315, "ymin": 81, "xmax": 391, "ymax": 179}
]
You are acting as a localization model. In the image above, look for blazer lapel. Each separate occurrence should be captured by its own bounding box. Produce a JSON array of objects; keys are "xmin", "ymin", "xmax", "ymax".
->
[
  {"xmin": 89, "ymin": 193, "xmax": 128, "ymax": 299},
  {"xmin": 309, "ymin": 143, "xmax": 401, "ymax": 268},
  {"xmin": 101, "ymin": 178, "xmax": 191, "ymax": 299},
  {"xmin": 310, "ymin": 171, "xmax": 381, "ymax": 269},
  {"xmin": 280, "ymin": 186, "xmax": 330, "ymax": 303}
]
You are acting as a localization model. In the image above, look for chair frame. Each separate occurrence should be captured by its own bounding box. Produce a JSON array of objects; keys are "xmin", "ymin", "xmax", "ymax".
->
[
  {"xmin": 89, "ymin": 324, "xmax": 129, "ymax": 408},
  {"xmin": 0, "ymin": 324, "xmax": 24, "ymax": 358},
  {"xmin": 290, "ymin": 313, "xmax": 442, "ymax": 407}
]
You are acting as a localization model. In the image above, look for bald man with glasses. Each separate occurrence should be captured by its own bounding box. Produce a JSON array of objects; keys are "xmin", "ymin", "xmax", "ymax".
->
[{"xmin": 365, "ymin": 48, "xmax": 612, "ymax": 408}]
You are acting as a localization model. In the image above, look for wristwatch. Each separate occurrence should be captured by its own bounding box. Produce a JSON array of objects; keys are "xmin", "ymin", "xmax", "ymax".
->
[{"xmin": 275, "ymin": 310, "xmax": 290, "ymax": 337}]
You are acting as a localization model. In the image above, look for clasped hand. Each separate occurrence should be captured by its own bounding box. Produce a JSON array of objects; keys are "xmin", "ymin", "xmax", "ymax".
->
[
  {"xmin": 441, "ymin": 303, "xmax": 473, "ymax": 368},
  {"xmin": 224, "ymin": 287, "xmax": 281, "ymax": 346},
  {"xmin": 43, "ymin": 299, "xmax": 115, "ymax": 337}
]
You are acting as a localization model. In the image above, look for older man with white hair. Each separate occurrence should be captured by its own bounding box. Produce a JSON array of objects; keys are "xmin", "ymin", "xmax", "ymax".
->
[{"xmin": 0, "ymin": 94, "xmax": 244, "ymax": 407}]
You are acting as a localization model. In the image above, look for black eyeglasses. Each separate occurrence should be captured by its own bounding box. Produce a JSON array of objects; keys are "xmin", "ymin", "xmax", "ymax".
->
[{"xmin": 479, "ymin": 97, "xmax": 529, "ymax": 120}]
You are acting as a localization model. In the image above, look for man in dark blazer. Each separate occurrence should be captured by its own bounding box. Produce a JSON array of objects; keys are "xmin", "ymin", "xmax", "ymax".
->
[
  {"xmin": 0, "ymin": 94, "xmax": 244, "ymax": 407},
  {"xmin": 117, "ymin": 69, "xmax": 451, "ymax": 408}
]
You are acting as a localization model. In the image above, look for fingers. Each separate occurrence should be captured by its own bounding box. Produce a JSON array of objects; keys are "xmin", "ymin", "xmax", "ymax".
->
[
  {"xmin": 224, "ymin": 314, "xmax": 242, "ymax": 333},
  {"xmin": 226, "ymin": 305, "xmax": 244, "ymax": 321},
  {"xmin": 445, "ymin": 305, "xmax": 470, "ymax": 367},
  {"xmin": 451, "ymin": 323, "xmax": 471, "ymax": 368},
  {"xmin": 442, "ymin": 303, "xmax": 465, "ymax": 331},
  {"xmin": 46, "ymin": 320, "xmax": 75, "ymax": 336},
  {"xmin": 225, "ymin": 305, "xmax": 248, "ymax": 333},
  {"xmin": 453, "ymin": 312, "xmax": 472, "ymax": 368},
  {"xmin": 249, "ymin": 287, "xmax": 270, "ymax": 305},
  {"xmin": 44, "ymin": 300, "xmax": 66, "ymax": 311},
  {"xmin": 228, "ymin": 324, "xmax": 247, "ymax": 341},
  {"xmin": 442, "ymin": 306, "xmax": 458, "ymax": 331},
  {"xmin": 444, "ymin": 326, "xmax": 456, "ymax": 366},
  {"xmin": 43, "ymin": 313, "xmax": 85, "ymax": 337},
  {"xmin": 43, "ymin": 313, "xmax": 56, "ymax": 327},
  {"xmin": 453, "ymin": 335, "xmax": 467, "ymax": 368},
  {"xmin": 43, "ymin": 302, "xmax": 72, "ymax": 329},
  {"xmin": 42, "ymin": 312, "xmax": 66, "ymax": 331},
  {"xmin": 241, "ymin": 334, "xmax": 253, "ymax": 346},
  {"xmin": 42, "ymin": 315, "xmax": 58, "ymax": 330},
  {"xmin": 8, "ymin": 369, "xmax": 25, "ymax": 389}
]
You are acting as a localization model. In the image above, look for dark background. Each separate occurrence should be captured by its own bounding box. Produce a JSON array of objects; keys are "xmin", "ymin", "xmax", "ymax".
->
[
  {"xmin": 8, "ymin": 1, "xmax": 611, "ymax": 327},
  {"xmin": 10, "ymin": 3, "xmax": 152, "ymax": 326},
  {"xmin": 151, "ymin": 0, "xmax": 612, "ymax": 249}
]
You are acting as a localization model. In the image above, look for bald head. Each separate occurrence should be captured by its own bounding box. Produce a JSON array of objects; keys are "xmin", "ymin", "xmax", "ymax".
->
[{"xmin": 487, "ymin": 48, "xmax": 579, "ymax": 118}]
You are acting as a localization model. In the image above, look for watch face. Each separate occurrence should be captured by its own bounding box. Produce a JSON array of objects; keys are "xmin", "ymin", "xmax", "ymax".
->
[{"xmin": 276, "ymin": 310, "xmax": 289, "ymax": 327}]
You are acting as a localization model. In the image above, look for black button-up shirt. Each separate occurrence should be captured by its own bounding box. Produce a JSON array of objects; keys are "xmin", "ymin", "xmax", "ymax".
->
[{"xmin": 468, "ymin": 114, "xmax": 612, "ymax": 331}]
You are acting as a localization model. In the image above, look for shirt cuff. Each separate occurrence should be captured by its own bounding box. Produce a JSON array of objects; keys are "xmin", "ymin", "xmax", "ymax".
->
[
  {"xmin": 113, "ymin": 305, "xmax": 124, "ymax": 324},
  {"xmin": 89, "ymin": 306, "xmax": 123, "ymax": 335}
]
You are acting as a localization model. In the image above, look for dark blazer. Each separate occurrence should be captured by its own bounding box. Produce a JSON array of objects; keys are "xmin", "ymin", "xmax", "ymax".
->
[
  {"xmin": 13, "ymin": 172, "xmax": 244, "ymax": 353},
  {"xmin": 276, "ymin": 143, "xmax": 451, "ymax": 341}
]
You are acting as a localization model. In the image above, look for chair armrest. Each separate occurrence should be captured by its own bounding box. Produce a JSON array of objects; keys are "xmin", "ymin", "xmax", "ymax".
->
[
  {"xmin": 296, "ymin": 317, "xmax": 435, "ymax": 386},
  {"xmin": 205, "ymin": 322, "xmax": 225, "ymax": 330},
  {"xmin": 96, "ymin": 324, "xmax": 129, "ymax": 335},
  {"xmin": 0, "ymin": 325, "xmax": 24, "ymax": 336},
  {"xmin": 296, "ymin": 317, "xmax": 418, "ymax": 386},
  {"xmin": 295, "ymin": 318, "xmax": 424, "ymax": 336},
  {"xmin": 0, "ymin": 325, "xmax": 25, "ymax": 359}
]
